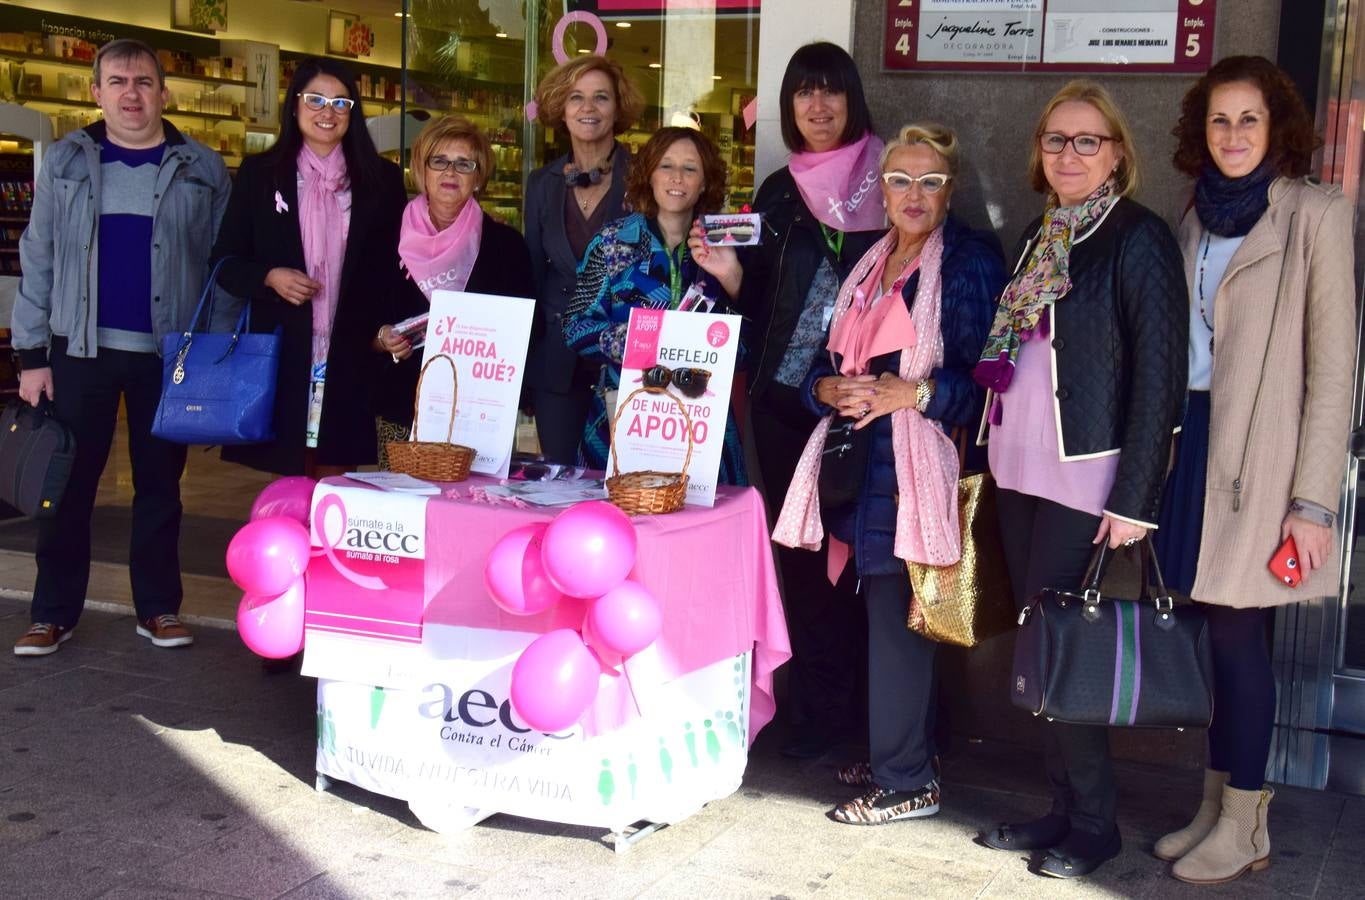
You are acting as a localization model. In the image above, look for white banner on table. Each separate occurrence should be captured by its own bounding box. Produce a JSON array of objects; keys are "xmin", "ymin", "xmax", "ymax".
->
[
  {"xmin": 315, "ymin": 624, "xmax": 751, "ymax": 832},
  {"xmin": 616, "ymin": 308, "xmax": 741, "ymax": 507},
  {"xmin": 416, "ymin": 291, "xmax": 534, "ymax": 478}
]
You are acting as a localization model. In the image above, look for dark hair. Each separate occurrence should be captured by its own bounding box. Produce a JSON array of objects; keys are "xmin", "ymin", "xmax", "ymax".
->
[
  {"xmin": 268, "ymin": 57, "xmax": 384, "ymax": 195},
  {"xmin": 778, "ymin": 42, "xmax": 873, "ymax": 152},
  {"xmin": 626, "ymin": 127, "xmax": 728, "ymax": 219},
  {"xmin": 1172, "ymin": 55, "xmax": 1320, "ymax": 178},
  {"xmin": 94, "ymin": 38, "xmax": 165, "ymax": 87}
]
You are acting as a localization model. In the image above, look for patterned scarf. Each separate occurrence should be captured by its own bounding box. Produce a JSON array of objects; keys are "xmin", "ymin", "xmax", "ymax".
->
[
  {"xmin": 973, "ymin": 180, "xmax": 1117, "ymax": 393},
  {"xmin": 772, "ymin": 225, "xmax": 962, "ymax": 567},
  {"xmin": 1194, "ymin": 159, "xmax": 1274, "ymax": 237},
  {"xmin": 297, "ymin": 144, "xmax": 349, "ymax": 368}
]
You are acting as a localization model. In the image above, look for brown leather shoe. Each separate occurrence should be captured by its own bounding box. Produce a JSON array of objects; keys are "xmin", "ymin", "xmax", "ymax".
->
[
  {"xmin": 136, "ymin": 614, "xmax": 194, "ymax": 648},
  {"xmin": 14, "ymin": 623, "xmax": 73, "ymax": 656}
]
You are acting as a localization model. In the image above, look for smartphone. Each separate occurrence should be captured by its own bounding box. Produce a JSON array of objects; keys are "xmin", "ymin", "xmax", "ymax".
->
[{"xmin": 1268, "ymin": 535, "xmax": 1302, "ymax": 588}]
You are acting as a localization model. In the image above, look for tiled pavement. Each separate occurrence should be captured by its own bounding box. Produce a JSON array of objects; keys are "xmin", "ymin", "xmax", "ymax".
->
[{"xmin": 1, "ymin": 595, "xmax": 1361, "ymax": 899}]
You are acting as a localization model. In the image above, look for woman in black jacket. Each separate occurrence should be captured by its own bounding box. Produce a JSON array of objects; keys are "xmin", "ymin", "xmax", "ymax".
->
[
  {"xmin": 211, "ymin": 57, "xmax": 407, "ymax": 477},
  {"xmin": 739, "ymin": 42, "xmax": 887, "ymax": 759},
  {"xmin": 975, "ymin": 81, "xmax": 1188, "ymax": 879},
  {"xmin": 374, "ymin": 115, "xmax": 534, "ymax": 464}
]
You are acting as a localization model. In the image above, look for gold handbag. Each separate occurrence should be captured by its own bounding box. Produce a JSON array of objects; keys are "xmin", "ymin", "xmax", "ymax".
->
[{"xmin": 906, "ymin": 437, "xmax": 1015, "ymax": 647}]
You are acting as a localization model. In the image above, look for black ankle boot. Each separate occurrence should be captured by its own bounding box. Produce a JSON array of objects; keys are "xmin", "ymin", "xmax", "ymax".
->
[{"xmin": 980, "ymin": 812, "xmax": 1070, "ymax": 852}]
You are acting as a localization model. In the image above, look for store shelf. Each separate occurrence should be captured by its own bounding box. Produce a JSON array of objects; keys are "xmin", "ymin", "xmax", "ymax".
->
[
  {"xmin": 2, "ymin": 50, "xmax": 256, "ymax": 87},
  {"xmin": 14, "ymin": 94, "xmax": 246, "ymax": 124}
]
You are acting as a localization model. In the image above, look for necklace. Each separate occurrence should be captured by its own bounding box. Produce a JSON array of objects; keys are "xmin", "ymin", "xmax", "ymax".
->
[
  {"xmin": 574, "ymin": 174, "xmax": 609, "ymax": 213},
  {"xmin": 1196, "ymin": 230, "xmax": 1215, "ymax": 353}
]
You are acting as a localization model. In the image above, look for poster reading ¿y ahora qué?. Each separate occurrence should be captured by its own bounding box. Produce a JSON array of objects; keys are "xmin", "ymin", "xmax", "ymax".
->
[{"xmin": 616, "ymin": 308, "xmax": 741, "ymax": 507}]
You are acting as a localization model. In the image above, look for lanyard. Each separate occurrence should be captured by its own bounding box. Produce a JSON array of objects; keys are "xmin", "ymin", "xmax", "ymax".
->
[
  {"xmin": 820, "ymin": 223, "xmax": 845, "ymax": 259},
  {"xmin": 666, "ymin": 243, "xmax": 684, "ymax": 305}
]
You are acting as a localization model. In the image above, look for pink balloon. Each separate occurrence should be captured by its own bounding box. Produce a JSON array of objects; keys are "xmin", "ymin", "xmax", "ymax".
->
[
  {"xmin": 587, "ymin": 580, "xmax": 663, "ymax": 656},
  {"xmin": 484, "ymin": 523, "xmax": 564, "ymax": 616},
  {"xmin": 237, "ymin": 578, "xmax": 305, "ymax": 659},
  {"xmin": 580, "ymin": 611, "xmax": 625, "ymax": 671},
  {"xmin": 249, "ymin": 476, "xmax": 317, "ymax": 526},
  {"xmin": 540, "ymin": 501, "xmax": 637, "ymax": 598},
  {"xmin": 509, "ymin": 629, "xmax": 600, "ymax": 732},
  {"xmin": 226, "ymin": 516, "xmax": 311, "ymax": 596}
]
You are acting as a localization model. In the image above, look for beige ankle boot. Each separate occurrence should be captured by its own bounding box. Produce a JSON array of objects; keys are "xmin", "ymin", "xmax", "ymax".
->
[
  {"xmin": 1171, "ymin": 784, "xmax": 1273, "ymax": 884},
  {"xmin": 1154, "ymin": 769, "xmax": 1229, "ymax": 861}
]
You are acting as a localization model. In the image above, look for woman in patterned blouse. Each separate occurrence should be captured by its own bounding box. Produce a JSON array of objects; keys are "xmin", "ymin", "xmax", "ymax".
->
[{"xmin": 561, "ymin": 127, "xmax": 747, "ymax": 483}]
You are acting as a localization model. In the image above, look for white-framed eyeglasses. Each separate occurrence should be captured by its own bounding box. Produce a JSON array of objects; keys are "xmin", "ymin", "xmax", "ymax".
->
[
  {"xmin": 427, "ymin": 156, "xmax": 479, "ymax": 174},
  {"xmin": 300, "ymin": 92, "xmax": 355, "ymax": 113},
  {"xmin": 881, "ymin": 171, "xmax": 952, "ymax": 194}
]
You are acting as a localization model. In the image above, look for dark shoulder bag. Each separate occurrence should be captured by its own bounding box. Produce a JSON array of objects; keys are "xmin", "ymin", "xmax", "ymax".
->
[
  {"xmin": 818, "ymin": 415, "xmax": 869, "ymax": 512},
  {"xmin": 1011, "ymin": 538, "xmax": 1213, "ymax": 728}
]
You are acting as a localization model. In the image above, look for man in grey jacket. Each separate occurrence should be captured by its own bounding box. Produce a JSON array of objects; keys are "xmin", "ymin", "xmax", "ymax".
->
[{"xmin": 11, "ymin": 38, "xmax": 231, "ymax": 656}]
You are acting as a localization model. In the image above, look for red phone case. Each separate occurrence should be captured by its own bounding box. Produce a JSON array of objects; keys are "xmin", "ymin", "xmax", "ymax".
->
[{"xmin": 1269, "ymin": 536, "xmax": 1302, "ymax": 588}]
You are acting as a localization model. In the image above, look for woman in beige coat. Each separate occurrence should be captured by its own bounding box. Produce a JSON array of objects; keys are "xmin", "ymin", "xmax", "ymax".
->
[{"xmin": 1154, "ymin": 55, "xmax": 1356, "ymax": 885}]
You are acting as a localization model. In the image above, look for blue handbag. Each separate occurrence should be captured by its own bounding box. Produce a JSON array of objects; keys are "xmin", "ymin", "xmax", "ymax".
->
[{"xmin": 151, "ymin": 258, "xmax": 282, "ymax": 445}]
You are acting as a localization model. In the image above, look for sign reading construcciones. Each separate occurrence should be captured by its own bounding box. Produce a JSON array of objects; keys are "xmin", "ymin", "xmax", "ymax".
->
[{"xmin": 884, "ymin": 0, "xmax": 1216, "ymax": 73}]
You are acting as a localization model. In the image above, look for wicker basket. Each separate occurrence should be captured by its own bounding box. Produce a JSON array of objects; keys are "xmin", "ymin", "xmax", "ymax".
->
[
  {"xmin": 605, "ymin": 385, "xmax": 694, "ymax": 515},
  {"xmin": 386, "ymin": 355, "xmax": 475, "ymax": 482}
]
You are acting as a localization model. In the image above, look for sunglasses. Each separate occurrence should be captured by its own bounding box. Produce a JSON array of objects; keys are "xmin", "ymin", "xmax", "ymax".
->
[
  {"xmin": 642, "ymin": 365, "xmax": 712, "ymax": 399},
  {"xmin": 300, "ymin": 92, "xmax": 355, "ymax": 113},
  {"xmin": 1038, "ymin": 132, "xmax": 1118, "ymax": 156},
  {"xmin": 427, "ymin": 156, "xmax": 479, "ymax": 174},
  {"xmin": 881, "ymin": 171, "xmax": 952, "ymax": 194}
]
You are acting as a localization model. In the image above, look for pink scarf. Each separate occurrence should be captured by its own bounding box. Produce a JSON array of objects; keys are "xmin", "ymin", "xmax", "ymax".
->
[
  {"xmin": 398, "ymin": 193, "xmax": 483, "ymax": 300},
  {"xmin": 828, "ymin": 254, "xmax": 919, "ymax": 376},
  {"xmin": 788, "ymin": 132, "xmax": 887, "ymax": 232},
  {"xmin": 298, "ymin": 145, "xmax": 350, "ymax": 367},
  {"xmin": 772, "ymin": 226, "xmax": 961, "ymax": 568}
]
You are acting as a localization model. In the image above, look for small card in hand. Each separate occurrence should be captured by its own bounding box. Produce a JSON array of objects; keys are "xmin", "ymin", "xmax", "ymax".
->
[
  {"xmin": 392, "ymin": 313, "xmax": 430, "ymax": 350},
  {"xmin": 702, "ymin": 213, "xmax": 761, "ymax": 246}
]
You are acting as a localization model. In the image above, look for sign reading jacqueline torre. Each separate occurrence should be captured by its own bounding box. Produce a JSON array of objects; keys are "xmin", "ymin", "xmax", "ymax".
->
[{"xmin": 885, "ymin": 0, "xmax": 1216, "ymax": 73}]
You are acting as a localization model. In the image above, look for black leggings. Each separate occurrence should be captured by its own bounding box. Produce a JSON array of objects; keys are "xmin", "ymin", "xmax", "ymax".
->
[{"xmin": 1204, "ymin": 605, "xmax": 1277, "ymax": 790}]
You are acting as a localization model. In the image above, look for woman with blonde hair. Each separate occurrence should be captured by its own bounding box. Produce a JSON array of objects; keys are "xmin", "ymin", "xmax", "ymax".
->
[
  {"xmin": 374, "ymin": 115, "xmax": 533, "ymax": 461},
  {"xmin": 772, "ymin": 122, "xmax": 1004, "ymax": 825},
  {"xmin": 524, "ymin": 55, "xmax": 645, "ymax": 463},
  {"xmin": 975, "ymin": 82, "xmax": 1188, "ymax": 877}
]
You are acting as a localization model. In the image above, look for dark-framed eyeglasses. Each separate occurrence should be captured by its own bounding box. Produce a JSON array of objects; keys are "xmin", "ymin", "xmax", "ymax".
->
[
  {"xmin": 642, "ymin": 365, "xmax": 712, "ymax": 399},
  {"xmin": 881, "ymin": 171, "xmax": 952, "ymax": 194},
  {"xmin": 300, "ymin": 92, "xmax": 355, "ymax": 113},
  {"xmin": 427, "ymin": 156, "xmax": 479, "ymax": 174},
  {"xmin": 1038, "ymin": 132, "xmax": 1118, "ymax": 156}
]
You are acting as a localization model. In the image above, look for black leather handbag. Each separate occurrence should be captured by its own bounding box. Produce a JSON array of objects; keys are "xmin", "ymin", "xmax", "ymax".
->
[
  {"xmin": 0, "ymin": 400, "xmax": 76, "ymax": 518},
  {"xmin": 1011, "ymin": 539, "xmax": 1213, "ymax": 728},
  {"xmin": 818, "ymin": 415, "xmax": 869, "ymax": 512}
]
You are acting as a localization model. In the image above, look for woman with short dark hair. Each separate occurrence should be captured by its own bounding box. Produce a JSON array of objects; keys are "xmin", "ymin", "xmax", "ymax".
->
[
  {"xmin": 1153, "ymin": 55, "xmax": 1356, "ymax": 885},
  {"xmin": 211, "ymin": 57, "xmax": 406, "ymax": 477},
  {"xmin": 561, "ymin": 127, "xmax": 745, "ymax": 484},
  {"xmin": 739, "ymin": 42, "xmax": 887, "ymax": 758}
]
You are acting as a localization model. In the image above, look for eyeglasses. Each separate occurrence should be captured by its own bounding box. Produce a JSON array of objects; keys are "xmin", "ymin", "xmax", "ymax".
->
[
  {"xmin": 427, "ymin": 156, "xmax": 479, "ymax": 174},
  {"xmin": 1038, "ymin": 132, "xmax": 1118, "ymax": 156},
  {"xmin": 642, "ymin": 365, "xmax": 712, "ymax": 399},
  {"xmin": 300, "ymin": 92, "xmax": 355, "ymax": 113},
  {"xmin": 881, "ymin": 172, "xmax": 952, "ymax": 194}
]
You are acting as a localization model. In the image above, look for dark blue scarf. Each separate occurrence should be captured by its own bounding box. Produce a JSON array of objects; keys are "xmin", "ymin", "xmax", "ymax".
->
[{"xmin": 1194, "ymin": 160, "xmax": 1275, "ymax": 237}]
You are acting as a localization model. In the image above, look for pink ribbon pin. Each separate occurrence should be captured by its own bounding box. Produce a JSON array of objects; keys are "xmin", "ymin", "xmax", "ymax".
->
[{"xmin": 274, "ymin": 191, "xmax": 289, "ymax": 214}]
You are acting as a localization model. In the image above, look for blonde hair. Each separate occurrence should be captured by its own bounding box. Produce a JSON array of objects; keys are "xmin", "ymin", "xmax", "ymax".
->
[
  {"xmin": 879, "ymin": 122, "xmax": 961, "ymax": 178},
  {"xmin": 534, "ymin": 55, "xmax": 644, "ymax": 135},
  {"xmin": 409, "ymin": 116, "xmax": 492, "ymax": 192},
  {"xmin": 1027, "ymin": 80, "xmax": 1140, "ymax": 198}
]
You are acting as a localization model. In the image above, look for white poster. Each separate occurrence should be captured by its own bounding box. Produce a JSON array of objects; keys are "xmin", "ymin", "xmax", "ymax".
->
[
  {"xmin": 315, "ymin": 625, "xmax": 751, "ymax": 833},
  {"xmin": 615, "ymin": 308, "xmax": 740, "ymax": 507},
  {"xmin": 416, "ymin": 291, "xmax": 534, "ymax": 478}
]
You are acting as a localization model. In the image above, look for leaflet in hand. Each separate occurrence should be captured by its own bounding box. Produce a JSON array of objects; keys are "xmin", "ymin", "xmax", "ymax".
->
[{"xmin": 392, "ymin": 313, "xmax": 430, "ymax": 350}]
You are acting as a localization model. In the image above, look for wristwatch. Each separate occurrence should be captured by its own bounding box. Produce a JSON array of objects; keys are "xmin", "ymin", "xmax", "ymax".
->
[{"xmin": 914, "ymin": 378, "xmax": 934, "ymax": 414}]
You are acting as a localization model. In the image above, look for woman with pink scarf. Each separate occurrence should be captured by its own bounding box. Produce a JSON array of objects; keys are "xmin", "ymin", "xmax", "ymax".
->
[
  {"xmin": 212, "ymin": 58, "xmax": 406, "ymax": 477},
  {"xmin": 375, "ymin": 116, "xmax": 534, "ymax": 465},
  {"xmin": 773, "ymin": 123, "xmax": 1004, "ymax": 826}
]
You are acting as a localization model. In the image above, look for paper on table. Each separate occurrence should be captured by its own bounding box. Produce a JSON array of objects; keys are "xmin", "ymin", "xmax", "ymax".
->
[
  {"xmin": 343, "ymin": 471, "xmax": 442, "ymax": 494},
  {"xmin": 482, "ymin": 480, "xmax": 607, "ymax": 507}
]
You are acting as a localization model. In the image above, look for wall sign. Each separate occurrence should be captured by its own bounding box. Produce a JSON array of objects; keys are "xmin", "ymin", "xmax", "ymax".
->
[{"xmin": 884, "ymin": 0, "xmax": 1216, "ymax": 73}]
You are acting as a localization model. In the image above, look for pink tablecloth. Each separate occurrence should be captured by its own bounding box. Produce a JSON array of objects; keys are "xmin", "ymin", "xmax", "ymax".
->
[{"xmin": 319, "ymin": 477, "xmax": 791, "ymax": 744}]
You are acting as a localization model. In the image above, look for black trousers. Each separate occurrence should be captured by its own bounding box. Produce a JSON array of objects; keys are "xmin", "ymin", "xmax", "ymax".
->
[
  {"xmin": 752, "ymin": 401, "xmax": 864, "ymax": 736},
  {"xmin": 865, "ymin": 573, "xmax": 939, "ymax": 791},
  {"xmin": 533, "ymin": 379, "xmax": 595, "ymax": 466},
  {"xmin": 31, "ymin": 338, "xmax": 187, "ymax": 628},
  {"xmin": 997, "ymin": 488, "xmax": 1116, "ymax": 835}
]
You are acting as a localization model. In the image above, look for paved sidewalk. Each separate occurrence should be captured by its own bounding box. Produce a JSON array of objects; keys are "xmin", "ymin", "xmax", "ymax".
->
[{"xmin": 0, "ymin": 596, "xmax": 1360, "ymax": 900}]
